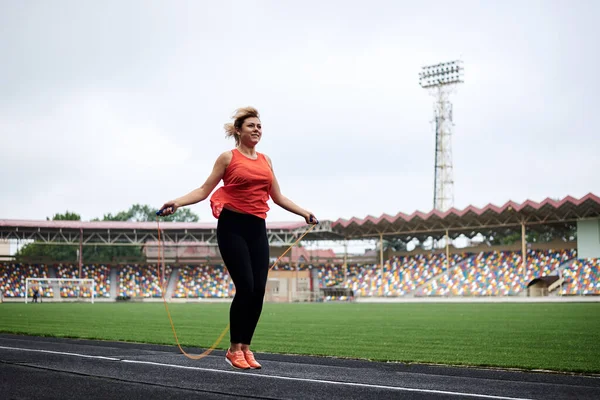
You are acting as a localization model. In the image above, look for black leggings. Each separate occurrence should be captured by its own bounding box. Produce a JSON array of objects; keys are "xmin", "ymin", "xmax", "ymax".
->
[{"xmin": 217, "ymin": 208, "xmax": 270, "ymax": 345}]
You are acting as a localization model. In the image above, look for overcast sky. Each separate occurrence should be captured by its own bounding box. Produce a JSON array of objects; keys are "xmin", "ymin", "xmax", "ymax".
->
[{"xmin": 1, "ymin": 0, "xmax": 599, "ymax": 229}]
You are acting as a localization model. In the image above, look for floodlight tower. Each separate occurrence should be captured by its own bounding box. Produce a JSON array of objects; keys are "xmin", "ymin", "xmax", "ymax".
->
[{"xmin": 419, "ymin": 60, "xmax": 464, "ymax": 212}]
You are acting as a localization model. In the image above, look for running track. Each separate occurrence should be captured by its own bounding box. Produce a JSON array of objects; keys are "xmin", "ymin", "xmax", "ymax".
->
[{"xmin": 1, "ymin": 334, "xmax": 598, "ymax": 399}]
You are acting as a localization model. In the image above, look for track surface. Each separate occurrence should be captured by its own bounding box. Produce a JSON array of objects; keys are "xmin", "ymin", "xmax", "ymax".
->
[{"xmin": 1, "ymin": 334, "xmax": 599, "ymax": 400}]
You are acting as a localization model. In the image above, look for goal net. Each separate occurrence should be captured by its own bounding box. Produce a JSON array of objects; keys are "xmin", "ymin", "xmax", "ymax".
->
[{"xmin": 25, "ymin": 278, "xmax": 96, "ymax": 303}]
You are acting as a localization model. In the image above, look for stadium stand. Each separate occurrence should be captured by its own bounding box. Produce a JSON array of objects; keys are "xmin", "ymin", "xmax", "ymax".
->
[
  {"xmin": 333, "ymin": 253, "xmax": 463, "ymax": 297},
  {"xmin": 418, "ymin": 249, "xmax": 576, "ymax": 296},
  {"xmin": 0, "ymin": 251, "xmax": 598, "ymax": 300},
  {"xmin": 386, "ymin": 253, "xmax": 465, "ymax": 296},
  {"xmin": 56, "ymin": 264, "xmax": 111, "ymax": 298},
  {"xmin": 173, "ymin": 264, "xmax": 235, "ymax": 298},
  {"xmin": 2, "ymin": 193, "xmax": 598, "ymax": 301},
  {"xmin": 271, "ymin": 263, "xmax": 312, "ymax": 272},
  {"xmin": 0, "ymin": 263, "xmax": 54, "ymax": 298},
  {"xmin": 560, "ymin": 258, "xmax": 600, "ymax": 295},
  {"xmin": 118, "ymin": 264, "xmax": 172, "ymax": 298},
  {"xmin": 317, "ymin": 263, "xmax": 345, "ymax": 288}
]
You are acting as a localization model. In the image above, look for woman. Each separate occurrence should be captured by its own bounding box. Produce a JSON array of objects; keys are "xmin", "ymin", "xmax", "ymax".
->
[{"xmin": 159, "ymin": 107, "xmax": 317, "ymax": 370}]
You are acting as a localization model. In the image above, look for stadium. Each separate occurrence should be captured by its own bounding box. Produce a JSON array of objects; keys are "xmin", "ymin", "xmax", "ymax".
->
[
  {"xmin": 1, "ymin": 193, "xmax": 600, "ymax": 303},
  {"xmin": 2, "ymin": 2, "xmax": 600, "ymax": 398},
  {"xmin": 1, "ymin": 194, "xmax": 600, "ymax": 398}
]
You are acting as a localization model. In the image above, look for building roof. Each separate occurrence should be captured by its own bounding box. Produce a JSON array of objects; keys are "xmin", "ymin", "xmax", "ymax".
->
[
  {"xmin": 277, "ymin": 247, "xmax": 339, "ymax": 263},
  {"xmin": 0, "ymin": 218, "xmax": 341, "ymax": 246},
  {"xmin": 1, "ymin": 193, "xmax": 598, "ymax": 245},
  {"xmin": 0, "ymin": 219, "xmax": 306, "ymax": 231},
  {"xmin": 330, "ymin": 193, "xmax": 600, "ymax": 241}
]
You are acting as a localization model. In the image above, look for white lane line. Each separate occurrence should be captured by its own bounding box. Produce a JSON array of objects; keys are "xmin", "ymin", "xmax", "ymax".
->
[
  {"xmin": 0, "ymin": 345, "xmax": 120, "ymax": 361},
  {"xmin": 0, "ymin": 345, "xmax": 534, "ymax": 400}
]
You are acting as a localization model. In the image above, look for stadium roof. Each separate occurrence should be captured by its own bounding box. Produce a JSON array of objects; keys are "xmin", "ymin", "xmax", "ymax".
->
[
  {"xmin": 1, "ymin": 193, "xmax": 599, "ymax": 245},
  {"xmin": 0, "ymin": 219, "xmax": 342, "ymax": 246},
  {"xmin": 0, "ymin": 219, "xmax": 305, "ymax": 231},
  {"xmin": 330, "ymin": 193, "xmax": 600, "ymax": 241}
]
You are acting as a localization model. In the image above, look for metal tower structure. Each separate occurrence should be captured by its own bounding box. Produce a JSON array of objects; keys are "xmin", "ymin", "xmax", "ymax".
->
[{"xmin": 419, "ymin": 60, "xmax": 464, "ymax": 212}]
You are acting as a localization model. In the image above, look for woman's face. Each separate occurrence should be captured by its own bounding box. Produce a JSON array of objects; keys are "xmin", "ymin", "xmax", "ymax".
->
[{"xmin": 237, "ymin": 117, "xmax": 262, "ymax": 147}]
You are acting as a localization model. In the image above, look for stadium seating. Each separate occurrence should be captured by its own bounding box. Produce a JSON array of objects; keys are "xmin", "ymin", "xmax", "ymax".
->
[
  {"xmin": 317, "ymin": 263, "xmax": 345, "ymax": 288},
  {"xmin": 388, "ymin": 253, "xmax": 466, "ymax": 295},
  {"xmin": 1, "ymin": 251, "xmax": 597, "ymax": 300},
  {"xmin": 271, "ymin": 263, "xmax": 312, "ymax": 271},
  {"xmin": 419, "ymin": 249, "xmax": 576, "ymax": 296},
  {"xmin": 560, "ymin": 258, "xmax": 600, "ymax": 295},
  {"xmin": 345, "ymin": 253, "xmax": 466, "ymax": 297},
  {"xmin": 118, "ymin": 264, "xmax": 172, "ymax": 298},
  {"xmin": 56, "ymin": 264, "xmax": 111, "ymax": 298},
  {"xmin": 0, "ymin": 263, "xmax": 53, "ymax": 298},
  {"xmin": 173, "ymin": 264, "xmax": 235, "ymax": 298}
]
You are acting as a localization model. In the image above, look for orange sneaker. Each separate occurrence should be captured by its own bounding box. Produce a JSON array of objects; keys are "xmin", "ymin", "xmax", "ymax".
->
[
  {"xmin": 243, "ymin": 350, "xmax": 262, "ymax": 369},
  {"xmin": 226, "ymin": 349, "xmax": 251, "ymax": 370}
]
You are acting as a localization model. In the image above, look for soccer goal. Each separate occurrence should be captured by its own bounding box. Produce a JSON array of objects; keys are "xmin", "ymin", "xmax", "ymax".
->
[{"xmin": 25, "ymin": 278, "xmax": 96, "ymax": 304}]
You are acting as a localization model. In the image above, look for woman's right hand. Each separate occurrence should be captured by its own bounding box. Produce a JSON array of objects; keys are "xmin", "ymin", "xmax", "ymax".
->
[
  {"xmin": 304, "ymin": 211, "xmax": 319, "ymax": 225},
  {"xmin": 158, "ymin": 201, "xmax": 179, "ymax": 216}
]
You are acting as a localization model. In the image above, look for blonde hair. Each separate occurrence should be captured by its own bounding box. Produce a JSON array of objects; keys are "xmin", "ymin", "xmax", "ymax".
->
[{"xmin": 224, "ymin": 106, "xmax": 261, "ymax": 145}]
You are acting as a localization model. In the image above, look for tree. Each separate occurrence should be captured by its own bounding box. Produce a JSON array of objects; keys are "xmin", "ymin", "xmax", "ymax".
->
[
  {"xmin": 383, "ymin": 238, "xmax": 407, "ymax": 252},
  {"xmin": 97, "ymin": 204, "xmax": 199, "ymax": 223},
  {"xmin": 47, "ymin": 211, "xmax": 81, "ymax": 222},
  {"xmin": 492, "ymin": 231, "xmax": 521, "ymax": 246},
  {"xmin": 16, "ymin": 211, "xmax": 82, "ymax": 262},
  {"xmin": 488, "ymin": 224, "xmax": 577, "ymax": 246}
]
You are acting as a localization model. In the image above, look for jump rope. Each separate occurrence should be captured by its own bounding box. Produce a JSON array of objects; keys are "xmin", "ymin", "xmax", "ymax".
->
[{"xmin": 155, "ymin": 207, "xmax": 318, "ymax": 360}]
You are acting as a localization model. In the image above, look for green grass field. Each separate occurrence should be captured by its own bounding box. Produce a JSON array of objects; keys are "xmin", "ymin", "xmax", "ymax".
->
[{"xmin": 1, "ymin": 302, "xmax": 599, "ymax": 373}]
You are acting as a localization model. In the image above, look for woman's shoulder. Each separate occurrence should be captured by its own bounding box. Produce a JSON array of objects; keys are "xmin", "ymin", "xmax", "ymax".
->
[
  {"xmin": 259, "ymin": 152, "xmax": 273, "ymax": 168},
  {"xmin": 220, "ymin": 149, "xmax": 235, "ymax": 159},
  {"xmin": 256, "ymin": 150, "xmax": 270, "ymax": 162},
  {"xmin": 216, "ymin": 150, "xmax": 234, "ymax": 167}
]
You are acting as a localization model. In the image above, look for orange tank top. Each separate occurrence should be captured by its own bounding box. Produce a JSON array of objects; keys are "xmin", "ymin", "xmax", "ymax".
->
[{"xmin": 210, "ymin": 149, "xmax": 274, "ymax": 219}]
